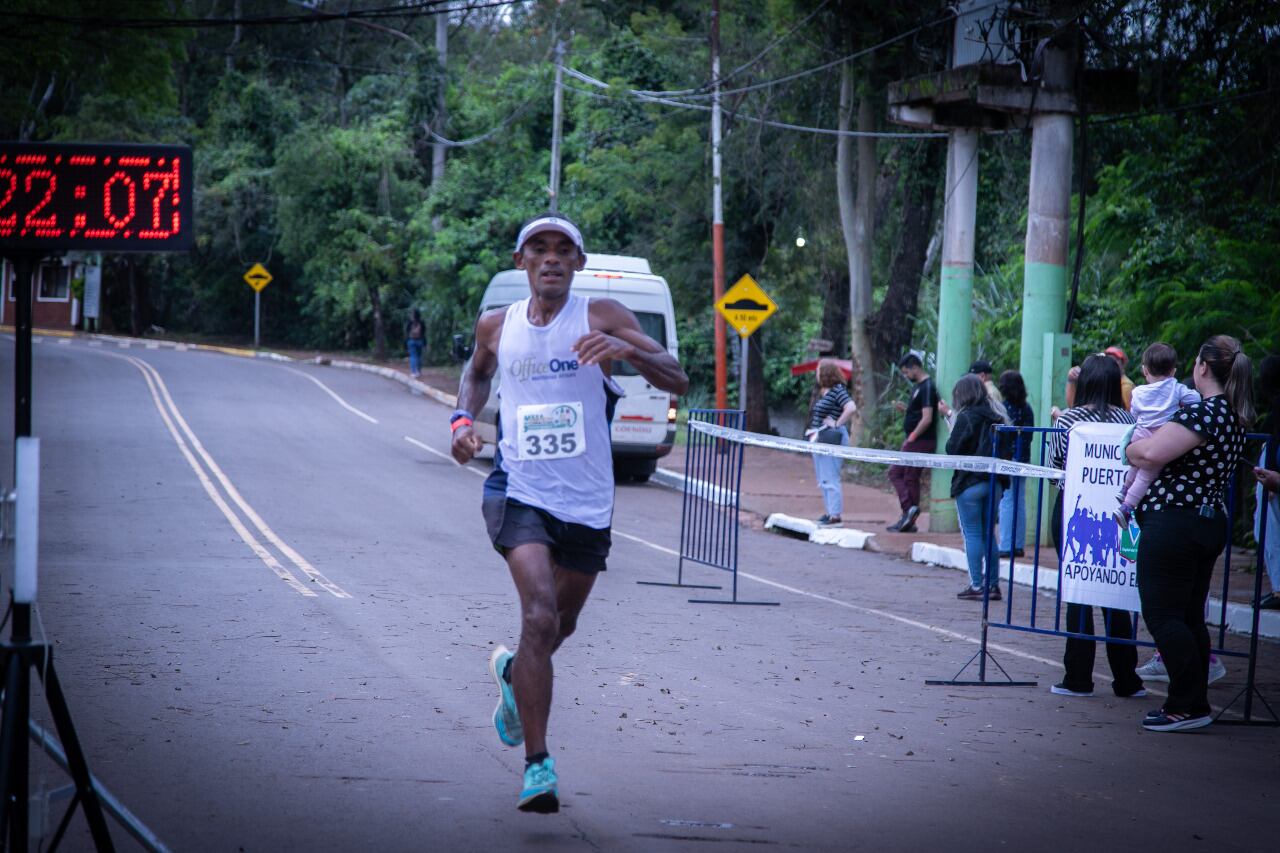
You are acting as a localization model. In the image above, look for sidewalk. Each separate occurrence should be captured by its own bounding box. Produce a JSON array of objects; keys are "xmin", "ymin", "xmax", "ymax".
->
[
  {"xmin": 657, "ymin": 441, "xmax": 1060, "ymax": 562},
  {"xmin": 654, "ymin": 428, "xmax": 1277, "ymax": 638}
]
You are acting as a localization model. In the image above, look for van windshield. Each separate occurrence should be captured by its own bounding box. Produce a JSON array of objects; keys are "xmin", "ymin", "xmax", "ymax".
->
[{"xmin": 613, "ymin": 311, "xmax": 667, "ymax": 377}]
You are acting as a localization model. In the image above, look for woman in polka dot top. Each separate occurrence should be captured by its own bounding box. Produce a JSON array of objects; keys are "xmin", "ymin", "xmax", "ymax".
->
[{"xmin": 1125, "ymin": 335, "xmax": 1255, "ymax": 732}]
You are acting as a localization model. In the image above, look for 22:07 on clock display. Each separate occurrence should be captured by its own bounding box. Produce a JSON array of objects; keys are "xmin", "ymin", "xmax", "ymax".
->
[{"xmin": 0, "ymin": 141, "xmax": 193, "ymax": 253}]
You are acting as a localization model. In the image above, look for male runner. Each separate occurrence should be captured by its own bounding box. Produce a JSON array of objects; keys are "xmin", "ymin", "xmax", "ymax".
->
[{"xmin": 450, "ymin": 214, "xmax": 688, "ymax": 813}]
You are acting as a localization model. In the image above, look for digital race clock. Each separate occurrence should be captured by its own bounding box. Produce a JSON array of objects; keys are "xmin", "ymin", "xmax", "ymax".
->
[{"xmin": 0, "ymin": 141, "xmax": 193, "ymax": 253}]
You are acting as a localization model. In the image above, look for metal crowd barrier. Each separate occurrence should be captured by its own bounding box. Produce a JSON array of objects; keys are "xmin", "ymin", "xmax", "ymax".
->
[
  {"xmin": 637, "ymin": 409, "xmax": 778, "ymax": 606},
  {"xmin": 933, "ymin": 423, "xmax": 1277, "ymax": 726}
]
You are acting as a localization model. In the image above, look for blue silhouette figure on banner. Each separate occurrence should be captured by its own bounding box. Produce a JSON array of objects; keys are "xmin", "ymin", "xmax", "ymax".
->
[{"xmin": 1064, "ymin": 495, "xmax": 1119, "ymax": 568}]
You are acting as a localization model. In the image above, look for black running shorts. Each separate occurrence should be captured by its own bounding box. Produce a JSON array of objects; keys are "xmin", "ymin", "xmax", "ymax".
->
[{"xmin": 482, "ymin": 497, "xmax": 611, "ymax": 574}]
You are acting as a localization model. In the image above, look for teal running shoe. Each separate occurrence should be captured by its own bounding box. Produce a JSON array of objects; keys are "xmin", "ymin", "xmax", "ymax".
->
[
  {"xmin": 488, "ymin": 645, "xmax": 523, "ymax": 747},
  {"xmin": 518, "ymin": 757, "xmax": 559, "ymax": 813}
]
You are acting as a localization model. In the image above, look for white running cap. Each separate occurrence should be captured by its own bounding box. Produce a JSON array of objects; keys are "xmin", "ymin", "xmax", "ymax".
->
[{"xmin": 514, "ymin": 214, "xmax": 585, "ymax": 255}]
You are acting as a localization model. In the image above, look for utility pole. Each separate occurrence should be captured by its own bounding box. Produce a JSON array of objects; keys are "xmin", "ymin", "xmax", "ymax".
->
[
  {"xmin": 432, "ymin": 2, "xmax": 448, "ymax": 192},
  {"xmin": 549, "ymin": 40, "xmax": 565, "ymax": 213},
  {"xmin": 710, "ymin": 0, "xmax": 727, "ymax": 410}
]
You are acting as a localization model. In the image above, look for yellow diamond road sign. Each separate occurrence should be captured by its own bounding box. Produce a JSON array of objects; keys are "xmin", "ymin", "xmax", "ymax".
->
[
  {"xmin": 244, "ymin": 263, "xmax": 273, "ymax": 293},
  {"xmin": 715, "ymin": 273, "xmax": 776, "ymax": 338}
]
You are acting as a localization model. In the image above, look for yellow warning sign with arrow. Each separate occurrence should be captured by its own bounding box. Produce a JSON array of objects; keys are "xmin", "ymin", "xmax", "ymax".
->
[
  {"xmin": 715, "ymin": 273, "xmax": 776, "ymax": 338},
  {"xmin": 243, "ymin": 263, "xmax": 273, "ymax": 293}
]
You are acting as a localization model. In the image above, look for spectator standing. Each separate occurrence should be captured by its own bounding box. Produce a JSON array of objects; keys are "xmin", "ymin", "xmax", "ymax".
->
[
  {"xmin": 1255, "ymin": 355, "xmax": 1280, "ymax": 609},
  {"xmin": 997, "ymin": 370, "xmax": 1034, "ymax": 558},
  {"xmin": 1061, "ymin": 345, "xmax": 1135, "ymax": 413},
  {"xmin": 1113, "ymin": 343, "xmax": 1200, "ymax": 528},
  {"xmin": 1126, "ymin": 334, "xmax": 1252, "ymax": 731},
  {"xmin": 969, "ymin": 359, "xmax": 1009, "ymax": 422},
  {"xmin": 946, "ymin": 374, "xmax": 1008, "ymax": 600},
  {"xmin": 1047, "ymin": 354, "xmax": 1145, "ymax": 700},
  {"xmin": 805, "ymin": 359, "xmax": 858, "ymax": 526},
  {"xmin": 406, "ymin": 308, "xmax": 427, "ymax": 378},
  {"xmin": 1106, "ymin": 346, "xmax": 1136, "ymax": 409},
  {"xmin": 969, "ymin": 359, "xmax": 1002, "ymax": 403},
  {"xmin": 887, "ymin": 353, "xmax": 938, "ymax": 533}
]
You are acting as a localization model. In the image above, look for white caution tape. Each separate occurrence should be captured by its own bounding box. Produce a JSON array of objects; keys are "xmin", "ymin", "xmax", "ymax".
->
[{"xmin": 688, "ymin": 421, "xmax": 1065, "ymax": 481}]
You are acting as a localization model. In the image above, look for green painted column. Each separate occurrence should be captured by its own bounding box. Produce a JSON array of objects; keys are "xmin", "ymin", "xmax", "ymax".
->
[
  {"xmin": 929, "ymin": 129, "xmax": 979, "ymax": 534},
  {"xmin": 1018, "ymin": 44, "xmax": 1075, "ymax": 546},
  {"xmin": 1019, "ymin": 261, "xmax": 1068, "ymax": 429}
]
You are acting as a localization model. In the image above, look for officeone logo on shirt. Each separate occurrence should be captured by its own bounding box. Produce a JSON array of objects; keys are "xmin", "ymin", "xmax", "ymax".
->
[{"xmin": 509, "ymin": 356, "xmax": 579, "ymax": 382}]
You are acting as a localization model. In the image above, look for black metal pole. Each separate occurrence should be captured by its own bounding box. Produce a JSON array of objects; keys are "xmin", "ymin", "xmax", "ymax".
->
[
  {"xmin": 6, "ymin": 252, "xmax": 38, "ymax": 849},
  {"xmin": 10, "ymin": 254, "xmax": 33, "ymax": 641},
  {"xmin": 13, "ymin": 253, "xmax": 34, "ymax": 442}
]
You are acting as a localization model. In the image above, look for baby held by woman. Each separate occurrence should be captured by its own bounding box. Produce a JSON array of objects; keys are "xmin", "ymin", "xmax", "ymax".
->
[{"xmin": 1115, "ymin": 342, "xmax": 1201, "ymax": 527}]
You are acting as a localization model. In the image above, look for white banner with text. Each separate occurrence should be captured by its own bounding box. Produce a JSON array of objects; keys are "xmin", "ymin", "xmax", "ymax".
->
[{"xmin": 1060, "ymin": 421, "xmax": 1142, "ymax": 612}]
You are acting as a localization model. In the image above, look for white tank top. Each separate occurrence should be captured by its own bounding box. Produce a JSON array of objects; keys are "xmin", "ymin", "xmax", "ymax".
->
[{"xmin": 497, "ymin": 294, "xmax": 614, "ymax": 528}]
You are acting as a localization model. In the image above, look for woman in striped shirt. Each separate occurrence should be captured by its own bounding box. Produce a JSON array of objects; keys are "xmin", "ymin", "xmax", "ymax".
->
[
  {"xmin": 806, "ymin": 360, "xmax": 859, "ymax": 525},
  {"xmin": 1047, "ymin": 354, "xmax": 1145, "ymax": 700}
]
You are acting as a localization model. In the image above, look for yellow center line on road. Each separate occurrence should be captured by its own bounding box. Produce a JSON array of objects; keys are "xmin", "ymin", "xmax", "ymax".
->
[
  {"xmin": 124, "ymin": 356, "xmax": 352, "ymax": 599},
  {"xmin": 119, "ymin": 354, "xmax": 316, "ymax": 598},
  {"xmin": 280, "ymin": 366, "xmax": 379, "ymax": 424}
]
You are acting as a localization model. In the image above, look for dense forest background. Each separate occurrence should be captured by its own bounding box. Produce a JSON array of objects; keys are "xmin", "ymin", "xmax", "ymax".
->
[{"xmin": 3, "ymin": 0, "xmax": 1277, "ymax": 441}]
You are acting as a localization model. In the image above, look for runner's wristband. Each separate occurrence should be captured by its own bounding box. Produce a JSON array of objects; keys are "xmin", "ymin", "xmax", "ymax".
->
[
  {"xmin": 450, "ymin": 409, "xmax": 473, "ymax": 425},
  {"xmin": 450, "ymin": 417, "xmax": 472, "ymax": 433}
]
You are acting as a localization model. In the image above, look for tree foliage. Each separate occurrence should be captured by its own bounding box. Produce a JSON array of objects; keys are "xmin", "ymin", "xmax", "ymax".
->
[{"xmin": 6, "ymin": 0, "xmax": 1278, "ymax": 438}]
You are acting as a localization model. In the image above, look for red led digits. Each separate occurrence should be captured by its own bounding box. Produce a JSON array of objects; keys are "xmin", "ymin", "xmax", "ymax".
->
[
  {"xmin": 0, "ymin": 143, "xmax": 192, "ymax": 251},
  {"xmin": 22, "ymin": 170, "xmax": 61, "ymax": 238},
  {"xmin": 84, "ymin": 171, "xmax": 137, "ymax": 237},
  {"xmin": 140, "ymin": 158, "xmax": 181, "ymax": 238},
  {"xmin": 0, "ymin": 169, "xmax": 16, "ymax": 236}
]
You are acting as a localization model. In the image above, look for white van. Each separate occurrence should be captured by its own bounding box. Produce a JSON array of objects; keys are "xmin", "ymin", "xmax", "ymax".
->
[{"xmin": 470, "ymin": 254, "xmax": 679, "ymax": 482}]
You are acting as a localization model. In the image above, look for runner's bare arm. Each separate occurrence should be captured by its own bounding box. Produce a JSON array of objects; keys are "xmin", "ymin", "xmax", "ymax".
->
[
  {"xmin": 580, "ymin": 298, "xmax": 689, "ymax": 395},
  {"xmin": 451, "ymin": 308, "xmax": 505, "ymax": 464}
]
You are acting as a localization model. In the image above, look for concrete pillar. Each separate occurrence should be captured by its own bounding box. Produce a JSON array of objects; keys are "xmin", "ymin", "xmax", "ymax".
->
[
  {"xmin": 1018, "ymin": 44, "xmax": 1076, "ymax": 431},
  {"xmin": 929, "ymin": 129, "xmax": 980, "ymax": 533}
]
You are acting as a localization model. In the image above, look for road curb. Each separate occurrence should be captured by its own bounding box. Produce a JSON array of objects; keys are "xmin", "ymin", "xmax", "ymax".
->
[
  {"xmin": 2, "ymin": 326, "xmax": 297, "ymax": 361},
  {"xmin": 85, "ymin": 330, "xmax": 295, "ymax": 360},
  {"xmin": 649, "ymin": 466, "xmax": 736, "ymax": 506},
  {"xmin": 911, "ymin": 542, "xmax": 1280, "ymax": 639},
  {"xmin": 313, "ymin": 357, "xmax": 458, "ymax": 408},
  {"xmin": 765, "ymin": 513, "xmax": 873, "ymax": 550}
]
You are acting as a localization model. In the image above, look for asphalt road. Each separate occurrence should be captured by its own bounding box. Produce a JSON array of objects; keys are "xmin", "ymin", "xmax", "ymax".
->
[{"xmin": 0, "ymin": 335, "xmax": 1276, "ymax": 852}]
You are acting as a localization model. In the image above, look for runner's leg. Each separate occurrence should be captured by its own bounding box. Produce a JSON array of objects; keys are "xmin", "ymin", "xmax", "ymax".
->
[
  {"xmin": 551, "ymin": 564, "xmax": 598, "ymax": 654},
  {"xmin": 506, "ymin": 543, "xmax": 559, "ymax": 759}
]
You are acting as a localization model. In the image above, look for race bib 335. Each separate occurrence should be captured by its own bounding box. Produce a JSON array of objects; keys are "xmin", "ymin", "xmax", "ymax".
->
[{"xmin": 516, "ymin": 401, "xmax": 586, "ymax": 461}]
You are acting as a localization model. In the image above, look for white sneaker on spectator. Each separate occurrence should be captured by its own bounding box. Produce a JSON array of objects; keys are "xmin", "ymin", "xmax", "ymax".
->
[
  {"xmin": 1135, "ymin": 655, "xmax": 1169, "ymax": 682},
  {"xmin": 1207, "ymin": 656, "xmax": 1227, "ymax": 684},
  {"xmin": 1136, "ymin": 654, "xmax": 1226, "ymax": 684}
]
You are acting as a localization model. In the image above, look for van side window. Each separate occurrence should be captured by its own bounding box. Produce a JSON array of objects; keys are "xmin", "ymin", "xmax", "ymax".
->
[{"xmin": 612, "ymin": 311, "xmax": 667, "ymax": 376}]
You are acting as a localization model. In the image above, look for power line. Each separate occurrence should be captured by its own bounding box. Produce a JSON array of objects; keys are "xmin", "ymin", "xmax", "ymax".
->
[
  {"xmin": 187, "ymin": 42, "xmax": 411, "ymax": 77},
  {"xmin": 428, "ymin": 101, "xmax": 534, "ymax": 147},
  {"xmin": 633, "ymin": 0, "xmax": 834, "ymax": 98},
  {"xmin": 1088, "ymin": 87, "xmax": 1274, "ymax": 125},
  {"xmin": 564, "ymin": 81, "xmax": 946, "ymax": 139},
  {"xmin": 640, "ymin": 1, "xmax": 1004, "ymax": 103},
  {"xmin": 0, "ymin": 0, "xmax": 517, "ymax": 30}
]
